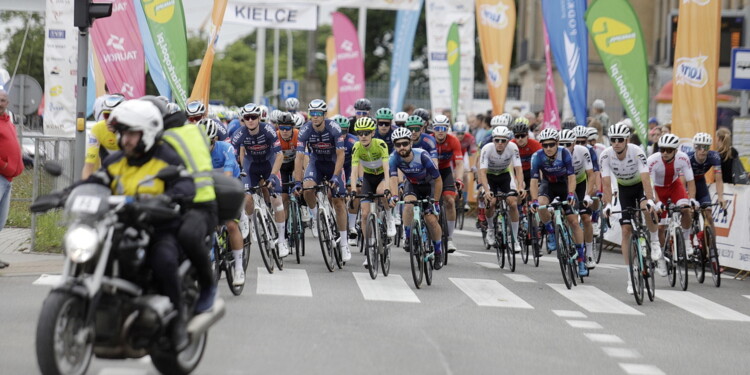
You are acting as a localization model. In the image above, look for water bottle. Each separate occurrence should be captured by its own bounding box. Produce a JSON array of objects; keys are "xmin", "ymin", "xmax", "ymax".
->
[{"xmin": 638, "ymin": 237, "xmax": 647, "ymax": 257}]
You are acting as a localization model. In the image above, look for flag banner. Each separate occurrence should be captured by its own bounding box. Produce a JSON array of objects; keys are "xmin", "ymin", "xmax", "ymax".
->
[
  {"xmin": 447, "ymin": 23, "xmax": 460, "ymax": 121},
  {"xmin": 542, "ymin": 22, "xmax": 560, "ymax": 130},
  {"xmin": 426, "ymin": 0, "xmax": 475, "ymax": 117},
  {"xmin": 332, "ymin": 12, "xmax": 365, "ymax": 117},
  {"xmin": 585, "ymin": 0, "xmax": 649, "ymax": 145},
  {"xmin": 224, "ymin": 2, "xmax": 318, "ymax": 31},
  {"xmin": 389, "ymin": 0, "xmax": 423, "ymax": 112},
  {"xmin": 43, "ymin": 0, "xmax": 78, "ymax": 136},
  {"xmin": 190, "ymin": 0, "xmax": 228, "ymax": 105},
  {"xmin": 671, "ymin": 0, "xmax": 720, "ymax": 139},
  {"xmin": 134, "ymin": 0, "xmax": 171, "ymax": 99},
  {"xmin": 141, "ymin": 0, "xmax": 189, "ymax": 108},
  {"xmin": 285, "ymin": 0, "xmax": 421, "ymax": 11},
  {"xmin": 542, "ymin": 0, "xmax": 588, "ymax": 126},
  {"xmin": 475, "ymin": 0, "xmax": 515, "ymax": 115},
  {"xmin": 326, "ymin": 36, "xmax": 340, "ymax": 116}
]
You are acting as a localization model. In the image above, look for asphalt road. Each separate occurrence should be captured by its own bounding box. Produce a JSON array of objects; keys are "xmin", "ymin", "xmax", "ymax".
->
[{"xmin": 1, "ymin": 219, "xmax": 749, "ymax": 375}]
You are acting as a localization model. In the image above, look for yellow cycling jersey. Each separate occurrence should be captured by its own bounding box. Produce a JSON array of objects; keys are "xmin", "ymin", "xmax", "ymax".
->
[
  {"xmin": 351, "ymin": 138, "xmax": 390, "ymax": 175},
  {"xmin": 102, "ymin": 143, "xmax": 191, "ymax": 197},
  {"xmin": 85, "ymin": 120, "xmax": 119, "ymax": 164}
]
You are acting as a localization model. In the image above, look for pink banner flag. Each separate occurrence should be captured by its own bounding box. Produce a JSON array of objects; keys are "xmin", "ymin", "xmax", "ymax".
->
[
  {"xmin": 90, "ymin": 0, "xmax": 145, "ymax": 99},
  {"xmin": 542, "ymin": 22, "xmax": 560, "ymax": 130},
  {"xmin": 332, "ymin": 12, "xmax": 365, "ymax": 117}
]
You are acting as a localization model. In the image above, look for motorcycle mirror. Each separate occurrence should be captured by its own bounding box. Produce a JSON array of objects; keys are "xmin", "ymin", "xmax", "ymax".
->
[
  {"xmin": 43, "ymin": 161, "xmax": 63, "ymax": 177},
  {"xmin": 155, "ymin": 166, "xmax": 181, "ymax": 182}
]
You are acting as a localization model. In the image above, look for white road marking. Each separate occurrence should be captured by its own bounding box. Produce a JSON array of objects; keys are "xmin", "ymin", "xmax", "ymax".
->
[
  {"xmin": 475, "ymin": 261, "xmax": 500, "ymax": 269},
  {"xmin": 602, "ymin": 347, "xmax": 641, "ymax": 359},
  {"xmin": 450, "ymin": 251, "xmax": 470, "ymax": 257},
  {"xmin": 256, "ymin": 268, "xmax": 312, "ymax": 297},
  {"xmin": 450, "ymin": 278, "xmax": 533, "ymax": 309},
  {"xmin": 353, "ymin": 273, "xmax": 420, "ymax": 303},
  {"xmin": 454, "ymin": 229, "xmax": 483, "ymax": 238},
  {"xmin": 658, "ymin": 290, "xmax": 750, "ymax": 322},
  {"xmin": 552, "ymin": 310, "xmax": 587, "ymax": 318},
  {"xmin": 98, "ymin": 370, "xmax": 149, "ymax": 375},
  {"xmin": 548, "ymin": 284, "xmax": 644, "ymax": 316},
  {"xmin": 504, "ymin": 274, "xmax": 536, "ymax": 283},
  {"xmin": 32, "ymin": 274, "xmax": 62, "ymax": 286},
  {"xmin": 584, "ymin": 333, "xmax": 624, "ymax": 344},
  {"xmin": 565, "ymin": 320, "xmax": 603, "ymax": 329},
  {"xmin": 743, "ymin": 295, "xmax": 750, "ymax": 301},
  {"xmin": 618, "ymin": 363, "xmax": 665, "ymax": 375}
]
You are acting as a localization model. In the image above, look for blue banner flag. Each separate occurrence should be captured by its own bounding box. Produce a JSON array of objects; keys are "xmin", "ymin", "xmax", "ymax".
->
[
  {"xmin": 133, "ymin": 0, "xmax": 171, "ymax": 100},
  {"xmin": 541, "ymin": 0, "xmax": 588, "ymax": 125},
  {"xmin": 389, "ymin": 0, "xmax": 423, "ymax": 112}
]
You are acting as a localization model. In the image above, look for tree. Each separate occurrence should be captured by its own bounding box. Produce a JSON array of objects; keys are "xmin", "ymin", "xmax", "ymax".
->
[{"xmin": 1, "ymin": 11, "xmax": 45, "ymax": 88}]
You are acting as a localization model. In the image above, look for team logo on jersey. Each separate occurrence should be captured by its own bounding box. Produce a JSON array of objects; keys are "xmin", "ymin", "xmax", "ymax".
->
[
  {"xmin": 316, "ymin": 143, "xmax": 332, "ymax": 150},
  {"xmin": 249, "ymin": 145, "xmax": 267, "ymax": 152},
  {"xmin": 675, "ymin": 55, "xmax": 708, "ymax": 88}
]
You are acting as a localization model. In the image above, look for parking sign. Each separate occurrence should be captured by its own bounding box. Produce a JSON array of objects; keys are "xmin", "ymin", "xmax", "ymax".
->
[{"xmin": 280, "ymin": 80, "xmax": 299, "ymax": 101}]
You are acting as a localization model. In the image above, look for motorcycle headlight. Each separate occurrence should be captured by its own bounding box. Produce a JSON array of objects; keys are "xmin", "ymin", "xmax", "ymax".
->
[{"xmin": 64, "ymin": 225, "xmax": 99, "ymax": 263}]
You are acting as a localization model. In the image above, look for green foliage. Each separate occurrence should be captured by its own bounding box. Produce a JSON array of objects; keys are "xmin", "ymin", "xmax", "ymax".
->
[{"xmin": 0, "ymin": 11, "xmax": 45, "ymax": 88}]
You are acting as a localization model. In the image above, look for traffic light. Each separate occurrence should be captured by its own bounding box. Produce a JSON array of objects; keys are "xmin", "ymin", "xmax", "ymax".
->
[{"xmin": 74, "ymin": 0, "xmax": 113, "ymax": 29}]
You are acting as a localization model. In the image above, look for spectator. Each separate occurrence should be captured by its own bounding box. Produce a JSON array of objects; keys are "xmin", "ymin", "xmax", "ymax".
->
[
  {"xmin": 648, "ymin": 117, "xmax": 659, "ymax": 130},
  {"xmin": 587, "ymin": 117, "xmax": 606, "ymax": 145},
  {"xmin": 591, "ymin": 99, "xmax": 610, "ymax": 134},
  {"xmin": 716, "ymin": 127, "xmax": 739, "ymax": 184},
  {"xmin": 475, "ymin": 114, "xmax": 491, "ymax": 145},
  {"xmin": 524, "ymin": 112, "xmax": 537, "ymax": 129},
  {"xmin": 661, "ymin": 123, "xmax": 671, "ymax": 134},
  {"xmin": 536, "ymin": 111, "xmax": 544, "ymax": 125},
  {"xmin": 0, "ymin": 89, "xmax": 24, "ymax": 269},
  {"xmin": 403, "ymin": 104, "xmax": 415, "ymax": 115},
  {"xmin": 647, "ymin": 126, "xmax": 662, "ymax": 155}
]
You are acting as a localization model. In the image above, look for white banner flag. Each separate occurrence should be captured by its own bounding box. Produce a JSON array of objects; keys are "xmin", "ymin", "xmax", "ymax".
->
[
  {"xmin": 44, "ymin": 0, "xmax": 78, "ymax": 136},
  {"xmin": 289, "ymin": 0, "xmax": 421, "ymax": 11},
  {"xmin": 225, "ymin": 2, "xmax": 318, "ymax": 30},
  {"xmin": 425, "ymin": 0, "xmax": 474, "ymax": 117}
]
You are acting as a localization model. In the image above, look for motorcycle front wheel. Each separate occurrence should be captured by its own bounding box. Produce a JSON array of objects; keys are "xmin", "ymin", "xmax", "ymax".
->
[
  {"xmin": 151, "ymin": 331, "xmax": 208, "ymax": 375},
  {"xmin": 36, "ymin": 291, "xmax": 94, "ymax": 375}
]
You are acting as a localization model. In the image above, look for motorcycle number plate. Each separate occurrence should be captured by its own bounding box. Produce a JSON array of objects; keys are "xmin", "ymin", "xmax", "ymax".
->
[{"xmin": 71, "ymin": 196, "xmax": 102, "ymax": 214}]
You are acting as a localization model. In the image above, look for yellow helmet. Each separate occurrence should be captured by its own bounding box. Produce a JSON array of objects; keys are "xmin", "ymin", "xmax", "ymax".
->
[{"xmin": 354, "ymin": 117, "xmax": 376, "ymax": 132}]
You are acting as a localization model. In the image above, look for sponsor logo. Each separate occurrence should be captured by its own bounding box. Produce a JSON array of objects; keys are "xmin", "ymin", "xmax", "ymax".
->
[
  {"xmin": 591, "ymin": 17, "xmax": 636, "ymax": 56},
  {"xmin": 106, "ymin": 34, "xmax": 126, "ymax": 52},
  {"xmin": 144, "ymin": 0, "xmax": 176, "ymax": 24},
  {"xmin": 249, "ymin": 144, "xmax": 267, "ymax": 152},
  {"xmin": 49, "ymin": 102, "xmax": 65, "ymax": 112},
  {"xmin": 50, "ymin": 85, "xmax": 63, "ymax": 97},
  {"xmin": 113, "ymin": 1, "xmax": 128, "ymax": 13},
  {"xmin": 487, "ymin": 62, "xmax": 503, "ymax": 88},
  {"xmin": 479, "ymin": 2, "xmax": 510, "ymax": 29},
  {"xmin": 430, "ymin": 52, "xmax": 447, "ymax": 61},
  {"xmin": 70, "ymin": 69, "xmax": 77, "ymax": 76},
  {"xmin": 684, "ymin": 0, "xmax": 711, "ymax": 5},
  {"xmin": 120, "ymin": 83, "xmax": 134, "ymax": 97},
  {"xmin": 50, "ymin": 66, "xmax": 60, "ymax": 75},
  {"xmin": 675, "ymin": 55, "xmax": 709, "ymax": 88},
  {"xmin": 563, "ymin": 32, "xmax": 580, "ymax": 90},
  {"xmin": 342, "ymin": 73, "xmax": 355, "ymax": 85},
  {"xmin": 315, "ymin": 142, "xmax": 332, "ymax": 150},
  {"xmin": 48, "ymin": 29, "xmax": 66, "ymax": 39},
  {"xmin": 447, "ymin": 40, "xmax": 459, "ymax": 65},
  {"xmin": 340, "ymin": 40, "xmax": 353, "ymax": 53}
]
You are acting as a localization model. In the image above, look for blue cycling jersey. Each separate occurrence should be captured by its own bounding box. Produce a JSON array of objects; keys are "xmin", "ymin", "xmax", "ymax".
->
[
  {"xmin": 414, "ymin": 133, "xmax": 438, "ymax": 159},
  {"xmin": 210, "ymin": 141, "xmax": 240, "ymax": 178},
  {"xmin": 230, "ymin": 123, "xmax": 281, "ymax": 165},
  {"xmin": 227, "ymin": 119, "xmax": 242, "ymax": 138},
  {"xmin": 389, "ymin": 148, "xmax": 441, "ymax": 184},
  {"xmin": 296, "ymin": 119, "xmax": 345, "ymax": 162},
  {"xmin": 688, "ymin": 150, "xmax": 722, "ymax": 179},
  {"xmin": 374, "ymin": 125, "xmax": 398, "ymax": 153},
  {"xmin": 479, "ymin": 133, "xmax": 493, "ymax": 148},
  {"xmin": 343, "ymin": 132, "xmax": 358, "ymax": 166},
  {"xmin": 587, "ymin": 144, "xmax": 600, "ymax": 173},
  {"xmin": 530, "ymin": 147, "xmax": 575, "ymax": 183}
]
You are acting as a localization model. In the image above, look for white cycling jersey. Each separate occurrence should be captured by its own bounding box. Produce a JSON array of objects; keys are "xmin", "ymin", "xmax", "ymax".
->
[
  {"xmin": 568, "ymin": 145, "xmax": 593, "ymax": 184},
  {"xmin": 592, "ymin": 143, "xmax": 606, "ymax": 159},
  {"xmin": 599, "ymin": 144, "xmax": 649, "ymax": 186},
  {"xmin": 479, "ymin": 142, "xmax": 521, "ymax": 175},
  {"xmin": 647, "ymin": 150, "xmax": 694, "ymax": 187}
]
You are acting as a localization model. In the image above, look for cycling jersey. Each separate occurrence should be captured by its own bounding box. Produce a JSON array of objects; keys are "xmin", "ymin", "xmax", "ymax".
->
[
  {"xmin": 568, "ymin": 145, "xmax": 594, "ymax": 184},
  {"xmin": 436, "ymin": 133, "xmax": 463, "ymax": 169},
  {"xmin": 210, "ymin": 141, "xmax": 240, "ymax": 178},
  {"xmin": 599, "ymin": 144, "xmax": 648, "ymax": 186},
  {"xmin": 278, "ymin": 129, "xmax": 299, "ymax": 172},
  {"xmin": 230, "ymin": 123, "xmax": 281, "ymax": 164},
  {"xmin": 296, "ymin": 120, "xmax": 344, "ymax": 162},
  {"xmin": 374, "ymin": 125, "xmax": 397, "ymax": 153},
  {"xmin": 591, "ymin": 143, "xmax": 606, "ymax": 160},
  {"xmin": 688, "ymin": 150, "xmax": 722, "ymax": 180},
  {"xmin": 459, "ymin": 133, "xmax": 477, "ymax": 156},
  {"xmin": 343, "ymin": 132, "xmax": 358, "ymax": 180},
  {"xmin": 352, "ymin": 138, "xmax": 390, "ymax": 175},
  {"xmin": 85, "ymin": 120, "xmax": 119, "ymax": 164},
  {"xmin": 478, "ymin": 133, "xmax": 493, "ymax": 148},
  {"xmin": 647, "ymin": 151, "xmax": 694, "ymax": 187},
  {"xmin": 479, "ymin": 142, "xmax": 521, "ymax": 175},
  {"xmin": 227, "ymin": 118, "xmax": 242, "ymax": 138},
  {"xmin": 413, "ymin": 133, "xmax": 438, "ymax": 159},
  {"xmin": 511, "ymin": 138, "xmax": 542, "ymax": 171},
  {"xmin": 586, "ymin": 145, "xmax": 600, "ymax": 173},
  {"xmin": 530, "ymin": 147, "xmax": 575, "ymax": 183},
  {"xmin": 389, "ymin": 148, "xmax": 440, "ymax": 185}
]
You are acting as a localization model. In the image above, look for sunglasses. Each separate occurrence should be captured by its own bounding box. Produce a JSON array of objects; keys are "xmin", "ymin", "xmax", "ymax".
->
[
  {"xmin": 356, "ymin": 111, "xmax": 369, "ymax": 116},
  {"xmin": 493, "ymin": 138, "xmax": 508, "ymax": 144},
  {"xmin": 279, "ymin": 126, "xmax": 293, "ymax": 131},
  {"xmin": 244, "ymin": 114, "xmax": 259, "ymax": 121},
  {"xmin": 456, "ymin": 132, "xmax": 465, "ymax": 136},
  {"xmin": 102, "ymin": 111, "xmax": 111, "ymax": 120},
  {"xmin": 394, "ymin": 141, "xmax": 411, "ymax": 148},
  {"xmin": 433, "ymin": 126, "xmax": 449, "ymax": 132},
  {"xmin": 610, "ymin": 137, "xmax": 626, "ymax": 143},
  {"xmin": 188, "ymin": 115, "xmax": 203, "ymax": 122},
  {"xmin": 514, "ymin": 133, "xmax": 527, "ymax": 138},
  {"xmin": 661, "ymin": 148, "xmax": 676, "ymax": 154},
  {"xmin": 560, "ymin": 142, "xmax": 573, "ymax": 147},
  {"xmin": 407, "ymin": 127, "xmax": 422, "ymax": 132},
  {"xmin": 695, "ymin": 145, "xmax": 710, "ymax": 151},
  {"xmin": 309, "ymin": 111, "xmax": 325, "ymax": 117},
  {"xmin": 541, "ymin": 142, "xmax": 557, "ymax": 149},
  {"xmin": 378, "ymin": 122, "xmax": 391, "ymax": 127},
  {"xmin": 576, "ymin": 140, "xmax": 587, "ymax": 145},
  {"xmin": 356, "ymin": 131, "xmax": 373, "ymax": 137}
]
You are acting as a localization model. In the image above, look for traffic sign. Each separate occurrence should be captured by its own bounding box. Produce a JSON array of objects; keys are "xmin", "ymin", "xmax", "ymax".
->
[
  {"xmin": 4, "ymin": 74, "xmax": 43, "ymax": 115},
  {"xmin": 731, "ymin": 48, "xmax": 750, "ymax": 90},
  {"xmin": 280, "ymin": 79, "xmax": 299, "ymax": 101}
]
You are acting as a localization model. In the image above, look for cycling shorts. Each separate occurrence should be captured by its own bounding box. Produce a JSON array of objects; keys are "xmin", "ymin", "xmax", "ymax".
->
[
  {"xmin": 617, "ymin": 183, "xmax": 646, "ymax": 226},
  {"xmin": 539, "ymin": 180, "xmax": 574, "ymax": 216},
  {"xmin": 361, "ymin": 173, "xmax": 385, "ymax": 202},
  {"xmin": 242, "ymin": 161, "xmax": 281, "ymax": 194},
  {"xmin": 403, "ymin": 180, "xmax": 434, "ymax": 201},
  {"xmin": 439, "ymin": 167, "xmax": 457, "ymax": 195},
  {"xmin": 303, "ymin": 160, "xmax": 346, "ymax": 196},
  {"xmin": 487, "ymin": 172, "xmax": 516, "ymax": 195},
  {"xmin": 575, "ymin": 180, "xmax": 591, "ymax": 215},
  {"xmin": 695, "ymin": 178, "xmax": 711, "ymax": 205}
]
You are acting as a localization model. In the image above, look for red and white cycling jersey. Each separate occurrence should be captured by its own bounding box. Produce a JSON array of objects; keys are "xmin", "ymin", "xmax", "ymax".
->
[{"xmin": 646, "ymin": 150, "xmax": 694, "ymax": 187}]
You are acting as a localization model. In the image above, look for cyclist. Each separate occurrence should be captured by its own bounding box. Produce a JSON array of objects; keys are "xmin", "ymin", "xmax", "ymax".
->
[
  {"xmin": 479, "ymin": 113, "xmax": 513, "ymax": 148},
  {"xmin": 433, "ymin": 114, "xmax": 464, "ymax": 253},
  {"xmin": 586, "ymin": 127, "xmax": 607, "ymax": 158},
  {"xmin": 510, "ymin": 117, "xmax": 542, "ymax": 192},
  {"xmin": 277, "ymin": 112, "xmax": 299, "ymax": 214},
  {"xmin": 388, "ymin": 128, "xmax": 445, "ymax": 269},
  {"xmin": 82, "ymin": 93, "xmax": 125, "ymax": 179},
  {"xmin": 350, "ymin": 117, "xmax": 395, "ymax": 267},
  {"xmin": 413, "ymin": 108, "xmax": 431, "ymax": 130},
  {"xmin": 185, "ymin": 100, "xmax": 207, "ymax": 123},
  {"xmin": 294, "ymin": 99, "xmax": 351, "ymax": 262},
  {"xmin": 286, "ymin": 97, "xmax": 300, "ymax": 114},
  {"xmin": 354, "ymin": 98, "xmax": 372, "ymax": 119},
  {"xmin": 600, "ymin": 122, "xmax": 659, "ymax": 294},
  {"xmin": 334, "ymin": 115, "xmax": 361, "ymax": 246},
  {"xmin": 231, "ymin": 103, "xmax": 289, "ymax": 258},
  {"xmin": 648, "ymin": 133, "xmax": 697, "ymax": 276},
  {"xmin": 259, "ymin": 105, "xmax": 269, "ymax": 123},
  {"xmin": 269, "ymin": 109, "xmax": 283, "ymax": 127},
  {"xmin": 454, "ymin": 121, "xmax": 476, "ymax": 211},
  {"xmin": 201, "ymin": 118, "xmax": 245, "ymax": 286},
  {"xmin": 404, "ymin": 115, "xmax": 438, "ymax": 166},
  {"xmin": 394, "ymin": 111, "xmax": 409, "ymax": 127},
  {"xmin": 478, "ymin": 126, "xmax": 524, "ymax": 250},
  {"xmin": 529, "ymin": 128, "xmax": 588, "ymax": 276},
  {"xmin": 374, "ymin": 108, "xmax": 397, "ymax": 153},
  {"xmin": 688, "ymin": 132, "xmax": 726, "ymax": 241},
  {"xmin": 560, "ymin": 128, "xmax": 597, "ymax": 270}
]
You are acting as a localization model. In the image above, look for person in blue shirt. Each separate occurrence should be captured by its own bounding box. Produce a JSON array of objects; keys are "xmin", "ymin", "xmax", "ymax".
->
[
  {"xmin": 227, "ymin": 117, "xmax": 242, "ymax": 139},
  {"xmin": 374, "ymin": 108, "xmax": 397, "ymax": 153},
  {"xmin": 689, "ymin": 132, "xmax": 726, "ymax": 235},
  {"xmin": 529, "ymin": 128, "xmax": 587, "ymax": 276},
  {"xmin": 331, "ymin": 115, "xmax": 362, "ymax": 245},
  {"xmin": 403, "ymin": 115, "xmax": 438, "ymax": 166},
  {"xmin": 387, "ymin": 127, "xmax": 445, "ymax": 269}
]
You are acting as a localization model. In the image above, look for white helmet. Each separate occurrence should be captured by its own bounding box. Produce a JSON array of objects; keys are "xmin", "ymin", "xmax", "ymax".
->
[
  {"xmin": 608, "ymin": 122, "xmax": 631, "ymax": 138},
  {"xmin": 108, "ymin": 99, "xmax": 163, "ymax": 153},
  {"xmin": 166, "ymin": 102, "xmax": 181, "ymax": 115},
  {"xmin": 293, "ymin": 113, "xmax": 305, "ymax": 128},
  {"xmin": 538, "ymin": 128, "xmax": 559, "ymax": 142},
  {"xmin": 586, "ymin": 127, "xmax": 598, "ymax": 141},
  {"xmin": 270, "ymin": 109, "xmax": 283, "ymax": 124},
  {"xmin": 572, "ymin": 126, "xmax": 589, "ymax": 139},
  {"xmin": 391, "ymin": 127, "xmax": 412, "ymax": 142},
  {"xmin": 308, "ymin": 99, "xmax": 328, "ymax": 112},
  {"xmin": 432, "ymin": 114, "xmax": 450, "ymax": 127},
  {"xmin": 285, "ymin": 97, "xmax": 299, "ymax": 111},
  {"xmin": 658, "ymin": 133, "xmax": 680, "ymax": 149},
  {"xmin": 199, "ymin": 118, "xmax": 217, "ymax": 139},
  {"xmin": 259, "ymin": 105, "xmax": 269, "ymax": 122},
  {"xmin": 452, "ymin": 122, "xmax": 468, "ymax": 133},
  {"xmin": 185, "ymin": 100, "xmax": 206, "ymax": 117},
  {"xmin": 592, "ymin": 99, "xmax": 605, "ymax": 110},
  {"xmin": 394, "ymin": 111, "xmax": 409, "ymax": 124},
  {"xmin": 241, "ymin": 103, "xmax": 262, "ymax": 117},
  {"xmin": 559, "ymin": 129, "xmax": 576, "ymax": 143},
  {"xmin": 692, "ymin": 132, "xmax": 712, "ymax": 146},
  {"xmin": 491, "ymin": 113, "xmax": 513, "ymax": 127},
  {"xmin": 491, "ymin": 126, "xmax": 512, "ymax": 139}
]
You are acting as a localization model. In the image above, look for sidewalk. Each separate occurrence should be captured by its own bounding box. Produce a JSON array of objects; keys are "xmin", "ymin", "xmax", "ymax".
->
[{"xmin": 0, "ymin": 228, "xmax": 63, "ymax": 277}]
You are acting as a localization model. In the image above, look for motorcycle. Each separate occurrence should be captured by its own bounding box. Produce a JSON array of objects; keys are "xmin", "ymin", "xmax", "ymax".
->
[{"xmin": 32, "ymin": 165, "xmax": 226, "ymax": 375}]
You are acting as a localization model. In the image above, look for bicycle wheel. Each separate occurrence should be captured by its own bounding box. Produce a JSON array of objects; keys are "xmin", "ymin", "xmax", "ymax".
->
[
  {"xmin": 425, "ymin": 237, "xmax": 434, "ymax": 286},
  {"xmin": 531, "ymin": 214, "xmax": 541, "ymax": 267},
  {"xmin": 629, "ymin": 235, "xmax": 644, "ymax": 305},
  {"xmin": 317, "ymin": 211, "xmax": 335, "ymax": 272},
  {"xmin": 639, "ymin": 234, "xmax": 655, "ymax": 302},
  {"xmin": 440, "ymin": 208, "xmax": 449, "ymax": 266},
  {"xmin": 265, "ymin": 211, "xmax": 283, "ymax": 270},
  {"xmin": 595, "ymin": 216, "xmax": 605, "ymax": 263},
  {"xmin": 456, "ymin": 196, "xmax": 465, "ymax": 230},
  {"xmin": 366, "ymin": 213, "xmax": 379, "ymax": 279},
  {"xmin": 675, "ymin": 228, "xmax": 688, "ymax": 291},
  {"xmin": 394, "ymin": 222, "xmax": 402, "ymax": 248},
  {"xmin": 704, "ymin": 226, "xmax": 721, "ymax": 287},
  {"xmin": 380, "ymin": 214, "xmax": 391, "ymax": 277},
  {"xmin": 290, "ymin": 202, "xmax": 302, "ymax": 264},
  {"xmin": 254, "ymin": 213, "xmax": 274, "ymax": 274},
  {"xmin": 409, "ymin": 223, "xmax": 424, "ymax": 288},
  {"xmin": 556, "ymin": 224, "xmax": 573, "ymax": 289},
  {"xmin": 693, "ymin": 230, "xmax": 706, "ymax": 284},
  {"xmin": 482, "ymin": 227, "xmax": 491, "ymax": 250},
  {"xmin": 519, "ymin": 219, "xmax": 530, "ymax": 265},
  {"xmin": 665, "ymin": 234, "xmax": 676, "ymax": 288},
  {"xmin": 495, "ymin": 221, "xmax": 506, "ymax": 269},
  {"xmin": 505, "ymin": 217, "xmax": 516, "ymax": 272},
  {"xmin": 331, "ymin": 214, "xmax": 344, "ymax": 269}
]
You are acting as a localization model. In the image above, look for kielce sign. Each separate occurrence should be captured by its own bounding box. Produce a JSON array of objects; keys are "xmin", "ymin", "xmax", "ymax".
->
[{"xmin": 225, "ymin": 2, "xmax": 318, "ymax": 31}]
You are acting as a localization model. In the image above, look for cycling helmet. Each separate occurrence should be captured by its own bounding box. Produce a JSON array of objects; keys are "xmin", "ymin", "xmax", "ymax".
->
[
  {"xmin": 452, "ymin": 122, "xmax": 469, "ymax": 133},
  {"xmin": 572, "ymin": 126, "xmax": 589, "ymax": 139},
  {"xmin": 308, "ymin": 99, "xmax": 328, "ymax": 112},
  {"xmin": 586, "ymin": 127, "xmax": 598, "ymax": 141},
  {"xmin": 354, "ymin": 98, "xmax": 372, "ymax": 111},
  {"xmin": 510, "ymin": 120, "xmax": 529, "ymax": 135},
  {"xmin": 333, "ymin": 115, "xmax": 350, "ymax": 129},
  {"xmin": 592, "ymin": 99, "xmax": 605, "ymax": 110},
  {"xmin": 285, "ymin": 97, "xmax": 300, "ymax": 111},
  {"xmin": 185, "ymin": 100, "xmax": 206, "ymax": 117},
  {"xmin": 491, "ymin": 113, "xmax": 513, "ymax": 127},
  {"xmin": 293, "ymin": 113, "xmax": 305, "ymax": 128},
  {"xmin": 608, "ymin": 122, "xmax": 631, "ymax": 138},
  {"xmin": 432, "ymin": 114, "xmax": 450, "ymax": 127},
  {"xmin": 240, "ymin": 103, "xmax": 262, "ymax": 117},
  {"xmin": 277, "ymin": 112, "xmax": 295, "ymax": 126},
  {"xmin": 108, "ymin": 99, "xmax": 163, "ymax": 153},
  {"xmin": 561, "ymin": 118, "xmax": 577, "ymax": 130},
  {"xmin": 405, "ymin": 115, "xmax": 424, "ymax": 128},
  {"xmin": 375, "ymin": 108, "xmax": 394, "ymax": 120},
  {"xmin": 155, "ymin": 96, "xmax": 169, "ymax": 105},
  {"xmin": 559, "ymin": 129, "xmax": 576, "ymax": 143},
  {"xmin": 658, "ymin": 133, "xmax": 680, "ymax": 149},
  {"xmin": 102, "ymin": 94, "xmax": 126, "ymax": 112},
  {"xmin": 200, "ymin": 118, "xmax": 217, "ymax": 139},
  {"xmin": 538, "ymin": 128, "xmax": 559, "ymax": 142},
  {"xmin": 413, "ymin": 108, "xmax": 430, "ymax": 124},
  {"xmin": 270, "ymin": 109, "xmax": 283, "ymax": 124},
  {"xmin": 692, "ymin": 132, "xmax": 712, "ymax": 146},
  {"xmin": 166, "ymin": 102, "xmax": 181, "ymax": 115},
  {"xmin": 510, "ymin": 116, "xmax": 529, "ymax": 128},
  {"xmin": 394, "ymin": 112, "xmax": 409, "ymax": 124},
  {"xmin": 354, "ymin": 117, "xmax": 376, "ymax": 132},
  {"xmin": 491, "ymin": 126, "xmax": 513, "ymax": 139},
  {"xmin": 259, "ymin": 105, "xmax": 269, "ymax": 122},
  {"xmin": 391, "ymin": 127, "xmax": 412, "ymax": 142}
]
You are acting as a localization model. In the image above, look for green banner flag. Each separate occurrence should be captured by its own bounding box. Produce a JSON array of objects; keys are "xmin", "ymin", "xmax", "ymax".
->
[
  {"xmin": 141, "ymin": 0, "xmax": 189, "ymax": 108},
  {"xmin": 585, "ymin": 0, "xmax": 648, "ymax": 145},
  {"xmin": 447, "ymin": 23, "xmax": 460, "ymax": 122}
]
